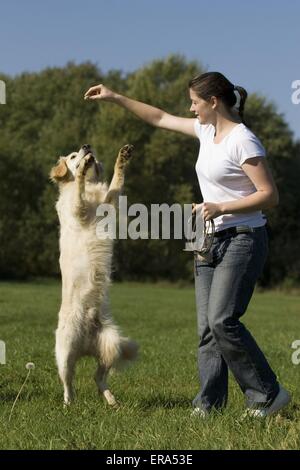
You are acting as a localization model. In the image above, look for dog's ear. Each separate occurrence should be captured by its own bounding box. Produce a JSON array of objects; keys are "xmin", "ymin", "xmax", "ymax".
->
[{"xmin": 50, "ymin": 158, "xmax": 68, "ymax": 183}]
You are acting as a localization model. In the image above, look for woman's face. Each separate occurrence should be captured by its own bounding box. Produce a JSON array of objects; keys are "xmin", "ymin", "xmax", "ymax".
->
[{"xmin": 189, "ymin": 88, "xmax": 215, "ymax": 125}]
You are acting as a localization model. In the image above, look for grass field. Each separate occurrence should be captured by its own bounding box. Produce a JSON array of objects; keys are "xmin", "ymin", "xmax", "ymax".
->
[{"xmin": 0, "ymin": 280, "xmax": 299, "ymax": 450}]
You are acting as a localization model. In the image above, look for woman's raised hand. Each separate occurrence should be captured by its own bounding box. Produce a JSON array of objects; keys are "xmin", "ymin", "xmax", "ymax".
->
[{"xmin": 84, "ymin": 84, "xmax": 116, "ymax": 102}]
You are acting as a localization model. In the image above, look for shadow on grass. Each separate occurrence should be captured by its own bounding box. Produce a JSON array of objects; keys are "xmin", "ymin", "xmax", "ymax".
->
[
  {"xmin": 0, "ymin": 391, "xmax": 19, "ymax": 402},
  {"xmin": 0, "ymin": 387, "xmax": 46, "ymax": 402},
  {"xmin": 139, "ymin": 394, "xmax": 191, "ymax": 410},
  {"xmin": 279, "ymin": 402, "xmax": 300, "ymax": 420}
]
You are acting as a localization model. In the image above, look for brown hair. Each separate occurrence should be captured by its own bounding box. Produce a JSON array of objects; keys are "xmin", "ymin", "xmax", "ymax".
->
[{"xmin": 189, "ymin": 72, "xmax": 247, "ymax": 122}]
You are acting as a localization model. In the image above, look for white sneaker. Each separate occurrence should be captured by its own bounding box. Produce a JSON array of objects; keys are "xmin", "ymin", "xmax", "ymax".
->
[
  {"xmin": 243, "ymin": 385, "xmax": 291, "ymax": 418},
  {"xmin": 191, "ymin": 407, "xmax": 209, "ymax": 418}
]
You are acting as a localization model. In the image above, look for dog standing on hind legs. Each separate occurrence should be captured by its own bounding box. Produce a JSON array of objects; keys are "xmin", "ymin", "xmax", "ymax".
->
[{"xmin": 50, "ymin": 143, "xmax": 138, "ymax": 407}]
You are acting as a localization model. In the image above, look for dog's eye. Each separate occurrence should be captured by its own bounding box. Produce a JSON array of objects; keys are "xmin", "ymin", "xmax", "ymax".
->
[{"xmin": 70, "ymin": 155, "xmax": 76, "ymax": 160}]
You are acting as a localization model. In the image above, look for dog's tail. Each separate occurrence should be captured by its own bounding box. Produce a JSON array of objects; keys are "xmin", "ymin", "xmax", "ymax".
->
[{"xmin": 98, "ymin": 323, "xmax": 138, "ymax": 370}]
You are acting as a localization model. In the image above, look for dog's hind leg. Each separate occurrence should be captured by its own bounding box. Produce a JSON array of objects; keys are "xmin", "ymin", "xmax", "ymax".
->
[
  {"xmin": 55, "ymin": 332, "xmax": 77, "ymax": 405},
  {"xmin": 94, "ymin": 364, "xmax": 118, "ymax": 407}
]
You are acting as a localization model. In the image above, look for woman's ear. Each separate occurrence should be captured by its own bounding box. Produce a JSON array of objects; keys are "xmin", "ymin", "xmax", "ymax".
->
[
  {"xmin": 210, "ymin": 96, "xmax": 218, "ymax": 109},
  {"xmin": 50, "ymin": 158, "xmax": 68, "ymax": 182}
]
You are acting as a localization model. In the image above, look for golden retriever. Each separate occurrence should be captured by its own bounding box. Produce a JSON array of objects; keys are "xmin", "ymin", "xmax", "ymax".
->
[{"xmin": 50, "ymin": 143, "xmax": 138, "ymax": 406}]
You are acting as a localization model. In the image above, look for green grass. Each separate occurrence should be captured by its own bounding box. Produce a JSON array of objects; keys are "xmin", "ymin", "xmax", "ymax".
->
[{"xmin": 0, "ymin": 280, "xmax": 299, "ymax": 450}]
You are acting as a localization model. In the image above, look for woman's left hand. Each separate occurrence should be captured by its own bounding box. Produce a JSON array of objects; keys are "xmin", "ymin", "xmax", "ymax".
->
[{"xmin": 192, "ymin": 202, "xmax": 223, "ymax": 221}]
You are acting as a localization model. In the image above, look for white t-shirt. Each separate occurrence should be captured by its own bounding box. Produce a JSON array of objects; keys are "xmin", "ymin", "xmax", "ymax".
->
[{"xmin": 194, "ymin": 120, "xmax": 267, "ymax": 232}]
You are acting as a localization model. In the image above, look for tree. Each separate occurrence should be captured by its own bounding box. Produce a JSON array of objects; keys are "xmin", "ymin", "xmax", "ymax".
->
[{"xmin": 0, "ymin": 57, "xmax": 299, "ymax": 286}]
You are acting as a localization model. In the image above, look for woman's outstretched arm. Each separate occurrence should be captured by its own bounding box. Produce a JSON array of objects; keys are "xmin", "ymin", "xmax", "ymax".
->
[{"xmin": 84, "ymin": 84, "xmax": 197, "ymax": 137}]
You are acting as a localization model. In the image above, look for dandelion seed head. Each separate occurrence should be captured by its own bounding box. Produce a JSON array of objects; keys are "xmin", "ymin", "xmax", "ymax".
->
[{"xmin": 25, "ymin": 362, "xmax": 35, "ymax": 370}]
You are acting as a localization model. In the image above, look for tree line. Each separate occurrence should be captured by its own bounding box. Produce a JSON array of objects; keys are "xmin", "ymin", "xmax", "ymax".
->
[{"xmin": 0, "ymin": 55, "xmax": 299, "ymax": 287}]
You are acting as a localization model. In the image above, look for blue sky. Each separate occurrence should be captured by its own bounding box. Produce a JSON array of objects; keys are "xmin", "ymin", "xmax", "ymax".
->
[{"xmin": 1, "ymin": 0, "xmax": 299, "ymax": 139}]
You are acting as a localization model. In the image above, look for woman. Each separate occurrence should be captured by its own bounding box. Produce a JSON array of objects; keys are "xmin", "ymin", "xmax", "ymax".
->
[{"xmin": 84, "ymin": 72, "xmax": 290, "ymax": 417}]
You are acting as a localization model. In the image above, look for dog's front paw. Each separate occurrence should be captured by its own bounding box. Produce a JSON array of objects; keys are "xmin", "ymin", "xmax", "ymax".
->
[
  {"xmin": 118, "ymin": 144, "xmax": 134, "ymax": 167},
  {"xmin": 76, "ymin": 154, "xmax": 94, "ymax": 177}
]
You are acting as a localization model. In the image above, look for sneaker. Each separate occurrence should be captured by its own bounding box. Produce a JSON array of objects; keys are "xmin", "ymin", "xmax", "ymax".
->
[
  {"xmin": 191, "ymin": 407, "xmax": 209, "ymax": 418},
  {"xmin": 243, "ymin": 385, "xmax": 291, "ymax": 418}
]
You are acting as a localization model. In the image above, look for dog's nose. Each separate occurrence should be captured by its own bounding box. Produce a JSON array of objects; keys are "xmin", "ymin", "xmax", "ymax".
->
[{"xmin": 82, "ymin": 144, "xmax": 91, "ymax": 151}]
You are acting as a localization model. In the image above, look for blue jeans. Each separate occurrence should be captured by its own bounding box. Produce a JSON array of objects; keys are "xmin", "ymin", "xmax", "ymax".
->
[{"xmin": 193, "ymin": 226, "xmax": 279, "ymax": 412}]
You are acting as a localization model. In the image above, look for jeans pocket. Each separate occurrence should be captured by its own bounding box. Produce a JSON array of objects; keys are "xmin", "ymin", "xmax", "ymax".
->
[{"xmin": 226, "ymin": 234, "xmax": 254, "ymax": 255}]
